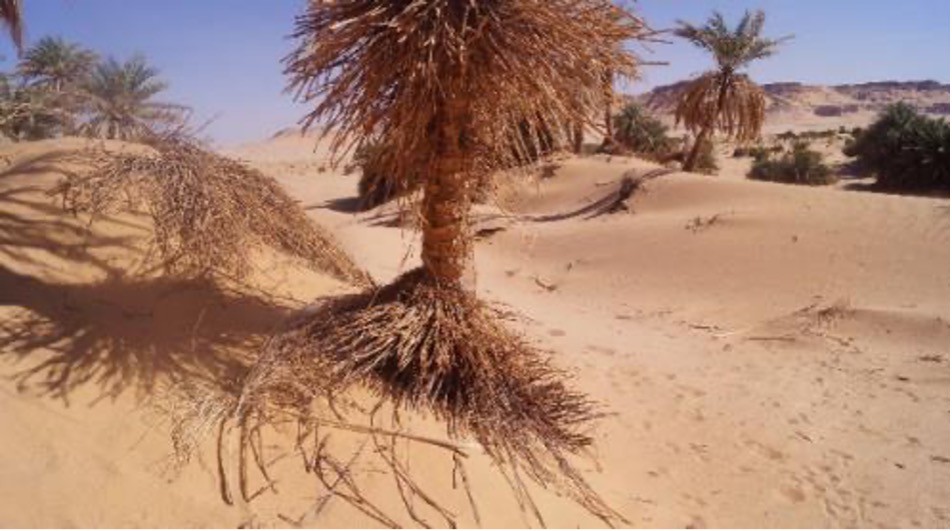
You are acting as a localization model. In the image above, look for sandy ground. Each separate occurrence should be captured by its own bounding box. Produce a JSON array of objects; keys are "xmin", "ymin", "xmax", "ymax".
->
[{"xmin": 0, "ymin": 135, "xmax": 948, "ymax": 527}]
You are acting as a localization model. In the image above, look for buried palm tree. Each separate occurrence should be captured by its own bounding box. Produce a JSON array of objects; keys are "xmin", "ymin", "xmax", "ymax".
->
[
  {"xmin": 675, "ymin": 10, "xmax": 790, "ymax": 172},
  {"xmin": 218, "ymin": 0, "xmax": 646, "ymax": 523},
  {"xmin": 81, "ymin": 55, "xmax": 185, "ymax": 140}
]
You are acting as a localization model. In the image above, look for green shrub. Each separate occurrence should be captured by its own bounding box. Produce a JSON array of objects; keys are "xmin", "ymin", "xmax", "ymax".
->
[
  {"xmin": 749, "ymin": 141, "xmax": 835, "ymax": 185},
  {"xmin": 843, "ymin": 103, "xmax": 949, "ymax": 193},
  {"xmin": 612, "ymin": 103, "xmax": 672, "ymax": 156}
]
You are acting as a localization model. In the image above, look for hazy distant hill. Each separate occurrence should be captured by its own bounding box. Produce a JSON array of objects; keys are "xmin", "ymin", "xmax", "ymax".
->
[{"xmin": 637, "ymin": 79, "xmax": 950, "ymax": 121}]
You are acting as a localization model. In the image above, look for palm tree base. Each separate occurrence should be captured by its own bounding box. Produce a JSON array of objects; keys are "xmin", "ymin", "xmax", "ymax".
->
[{"xmin": 220, "ymin": 267, "xmax": 626, "ymax": 525}]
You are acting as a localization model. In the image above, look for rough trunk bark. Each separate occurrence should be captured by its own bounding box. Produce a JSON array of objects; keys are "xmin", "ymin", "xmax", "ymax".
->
[
  {"xmin": 421, "ymin": 97, "xmax": 474, "ymax": 289},
  {"xmin": 682, "ymin": 125, "xmax": 711, "ymax": 172},
  {"xmin": 572, "ymin": 120, "xmax": 584, "ymax": 154},
  {"xmin": 683, "ymin": 73, "xmax": 730, "ymax": 172},
  {"xmin": 602, "ymin": 69, "xmax": 614, "ymax": 147}
]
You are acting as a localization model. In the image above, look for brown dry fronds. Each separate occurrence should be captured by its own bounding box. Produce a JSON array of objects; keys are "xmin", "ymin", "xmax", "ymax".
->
[
  {"xmin": 198, "ymin": 268, "xmax": 624, "ymax": 525},
  {"xmin": 56, "ymin": 140, "xmax": 370, "ymax": 286},
  {"xmin": 286, "ymin": 0, "xmax": 645, "ymax": 179},
  {"xmin": 0, "ymin": 0, "xmax": 22, "ymax": 52},
  {"xmin": 675, "ymin": 71, "xmax": 766, "ymax": 142}
]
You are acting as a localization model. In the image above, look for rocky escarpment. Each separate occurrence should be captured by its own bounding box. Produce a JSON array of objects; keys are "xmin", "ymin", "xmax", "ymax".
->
[{"xmin": 639, "ymin": 79, "xmax": 950, "ymax": 119}]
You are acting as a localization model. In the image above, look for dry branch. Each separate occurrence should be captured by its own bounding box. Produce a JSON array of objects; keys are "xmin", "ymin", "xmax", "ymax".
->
[{"xmin": 55, "ymin": 139, "xmax": 370, "ymax": 286}]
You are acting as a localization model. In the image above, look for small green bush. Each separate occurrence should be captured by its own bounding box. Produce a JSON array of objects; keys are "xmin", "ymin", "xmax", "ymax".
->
[
  {"xmin": 612, "ymin": 103, "xmax": 672, "ymax": 157},
  {"xmin": 843, "ymin": 103, "xmax": 949, "ymax": 193},
  {"xmin": 748, "ymin": 142, "xmax": 835, "ymax": 186}
]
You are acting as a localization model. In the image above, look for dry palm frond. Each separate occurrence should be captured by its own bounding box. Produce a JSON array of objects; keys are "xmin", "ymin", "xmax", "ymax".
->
[
  {"xmin": 57, "ymin": 140, "xmax": 370, "ymax": 286},
  {"xmin": 286, "ymin": 0, "xmax": 644, "ymax": 180},
  {"xmin": 0, "ymin": 0, "xmax": 22, "ymax": 52},
  {"xmin": 675, "ymin": 71, "xmax": 766, "ymax": 142},
  {"xmin": 175, "ymin": 2, "xmax": 650, "ymax": 525},
  {"xmin": 217, "ymin": 268, "xmax": 621, "ymax": 524}
]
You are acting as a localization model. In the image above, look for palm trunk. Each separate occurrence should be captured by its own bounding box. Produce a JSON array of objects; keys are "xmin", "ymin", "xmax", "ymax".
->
[
  {"xmin": 684, "ymin": 72, "xmax": 731, "ymax": 172},
  {"xmin": 421, "ymin": 97, "xmax": 473, "ymax": 289},
  {"xmin": 683, "ymin": 125, "xmax": 711, "ymax": 172},
  {"xmin": 572, "ymin": 120, "xmax": 583, "ymax": 154},
  {"xmin": 601, "ymin": 68, "xmax": 614, "ymax": 148}
]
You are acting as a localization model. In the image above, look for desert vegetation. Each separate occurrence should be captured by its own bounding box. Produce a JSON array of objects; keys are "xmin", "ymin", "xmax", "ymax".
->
[
  {"xmin": 673, "ymin": 10, "xmax": 791, "ymax": 171},
  {"xmin": 0, "ymin": 1, "xmax": 949, "ymax": 528},
  {"xmin": 612, "ymin": 102, "xmax": 673, "ymax": 157},
  {"xmin": 0, "ymin": 35, "xmax": 185, "ymax": 142},
  {"xmin": 843, "ymin": 103, "xmax": 950, "ymax": 194},
  {"xmin": 177, "ymin": 0, "xmax": 651, "ymax": 525},
  {"xmin": 748, "ymin": 141, "xmax": 835, "ymax": 185}
]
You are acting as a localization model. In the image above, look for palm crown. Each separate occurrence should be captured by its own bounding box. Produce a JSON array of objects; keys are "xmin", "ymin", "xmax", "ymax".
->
[
  {"xmin": 18, "ymin": 36, "xmax": 98, "ymax": 91},
  {"xmin": 81, "ymin": 55, "xmax": 182, "ymax": 140},
  {"xmin": 675, "ymin": 10, "xmax": 790, "ymax": 73}
]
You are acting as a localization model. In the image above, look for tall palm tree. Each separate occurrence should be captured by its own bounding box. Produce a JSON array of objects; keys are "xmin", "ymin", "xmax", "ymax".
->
[
  {"xmin": 287, "ymin": 1, "xmax": 639, "ymax": 290},
  {"xmin": 81, "ymin": 55, "xmax": 184, "ymax": 140},
  {"xmin": 238, "ymin": 0, "xmax": 646, "ymax": 521},
  {"xmin": 0, "ymin": 0, "xmax": 22, "ymax": 52},
  {"xmin": 18, "ymin": 36, "xmax": 98, "ymax": 92},
  {"xmin": 674, "ymin": 10, "xmax": 790, "ymax": 171}
]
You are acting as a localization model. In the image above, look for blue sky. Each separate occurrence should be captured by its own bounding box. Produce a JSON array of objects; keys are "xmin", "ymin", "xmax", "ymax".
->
[{"xmin": 3, "ymin": 1, "xmax": 948, "ymax": 146}]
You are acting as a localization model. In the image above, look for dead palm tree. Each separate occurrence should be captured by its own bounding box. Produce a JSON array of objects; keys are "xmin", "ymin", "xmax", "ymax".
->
[
  {"xmin": 18, "ymin": 36, "xmax": 98, "ymax": 92},
  {"xmin": 0, "ymin": 0, "xmax": 22, "ymax": 52},
  {"xmin": 81, "ymin": 55, "xmax": 185, "ymax": 140},
  {"xmin": 675, "ymin": 10, "xmax": 790, "ymax": 171},
  {"xmin": 227, "ymin": 0, "xmax": 646, "ymax": 523}
]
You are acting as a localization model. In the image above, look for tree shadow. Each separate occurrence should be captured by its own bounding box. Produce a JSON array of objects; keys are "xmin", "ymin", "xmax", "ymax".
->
[
  {"xmin": 0, "ymin": 265, "xmax": 290, "ymax": 406},
  {"xmin": 526, "ymin": 167, "xmax": 674, "ymax": 222},
  {"xmin": 311, "ymin": 196, "xmax": 364, "ymax": 213},
  {"xmin": 0, "ymin": 150, "xmax": 290, "ymax": 407}
]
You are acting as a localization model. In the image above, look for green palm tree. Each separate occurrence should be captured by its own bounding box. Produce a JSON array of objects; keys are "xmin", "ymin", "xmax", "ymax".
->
[
  {"xmin": 18, "ymin": 36, "xmax": 98, "ymax": 92},
  {"xmin": 674, "ymin": 10, "xmax": 791, "ymax": 171},
  {"xmin": 81, "ymin": 55, "xmax": 184, "ymax": 140}
]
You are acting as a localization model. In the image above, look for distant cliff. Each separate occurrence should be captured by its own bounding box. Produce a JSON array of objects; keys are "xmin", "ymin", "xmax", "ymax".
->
[{"xmin": 638, "ymin": 79, "xmax": 950, "ymax": 120}]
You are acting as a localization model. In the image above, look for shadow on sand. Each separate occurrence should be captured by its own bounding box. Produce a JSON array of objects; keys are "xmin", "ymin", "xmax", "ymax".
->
[
  {"xmin": 0, "ymin": 267, "xmax": 290, "ymax": 406},
  {"xmin": 0, "ymin": 159, "xmax": 290, "ymax": 406}
]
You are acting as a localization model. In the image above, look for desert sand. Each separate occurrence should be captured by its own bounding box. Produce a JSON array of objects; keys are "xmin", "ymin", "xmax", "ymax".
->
[{"xmin": 0, "ymin": 133, "xmax": 948, "ymax": 527}]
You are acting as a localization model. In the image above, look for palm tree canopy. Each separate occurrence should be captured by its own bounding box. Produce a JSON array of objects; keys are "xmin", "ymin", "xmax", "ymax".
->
[
  {"xmin": 82, "ymin": 55, "xmax": 184, "ymax": 140},
  {"xmin": 674, "ymin": 9, "xmax": 791, "ymax": 73},
  {"xmin": 0, "ymin": 0, "xmax": 22, "ymax": 52},
  {"xmin": 286, "ymin": 0, "xmax": 645, "ymax": 179},
  {"xmin": 674, "ymin": 71, "xmax": 765, "ymax": 141},
  {"xmin": 18, "ymin": 36, "xmax": 99, "ymax": 90}
]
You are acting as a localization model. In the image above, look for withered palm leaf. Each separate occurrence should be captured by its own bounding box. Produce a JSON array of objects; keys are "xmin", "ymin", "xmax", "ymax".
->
[{"xmin": 209, "ymin": 1, "xmax": 650, "ymax": 524}]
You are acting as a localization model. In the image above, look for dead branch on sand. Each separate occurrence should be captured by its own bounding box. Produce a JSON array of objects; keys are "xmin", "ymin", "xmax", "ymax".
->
[{"xmin": 54, "ymin": 139, "xmax": 370, "ymax": 286}]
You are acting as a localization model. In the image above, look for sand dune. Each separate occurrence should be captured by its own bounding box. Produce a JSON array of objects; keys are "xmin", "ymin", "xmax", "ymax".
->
[{"xmin": 0, "ymin": 137, "xmax": 947, "ymax": 527}]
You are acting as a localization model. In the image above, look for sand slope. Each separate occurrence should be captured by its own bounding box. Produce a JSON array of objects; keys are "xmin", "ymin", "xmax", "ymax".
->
[{"xmin": 0, "ymin": 137, "xmax": 948, "ymax": 527}]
